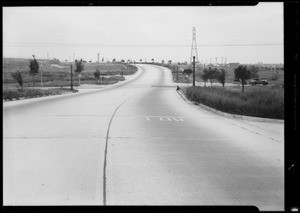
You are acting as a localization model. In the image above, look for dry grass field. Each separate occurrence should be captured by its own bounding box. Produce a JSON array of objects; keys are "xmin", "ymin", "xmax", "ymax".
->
[
  {"xmin": 3, "ymin": 58, "xmax": 138, "ymax": 89},
  {"xmin": 3, "ymin": 58, "xmax": 137, "ymax": 101}
]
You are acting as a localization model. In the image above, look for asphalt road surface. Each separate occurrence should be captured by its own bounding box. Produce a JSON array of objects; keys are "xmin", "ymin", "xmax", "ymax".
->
[{"xmin": 3, "ymin": 64, "xmax": 284, "ymax": 210}]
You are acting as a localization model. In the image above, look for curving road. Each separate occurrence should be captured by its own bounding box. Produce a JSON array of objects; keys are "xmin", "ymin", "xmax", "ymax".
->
[{"xmin": 3, "ymin": 64, "xmax": 284, "ymax": 210}]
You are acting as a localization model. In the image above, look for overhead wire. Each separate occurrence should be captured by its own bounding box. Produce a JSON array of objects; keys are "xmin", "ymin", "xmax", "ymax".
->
[{"xmin": 3, "ymin": 42, "xmax": 283, "ymax": 47}]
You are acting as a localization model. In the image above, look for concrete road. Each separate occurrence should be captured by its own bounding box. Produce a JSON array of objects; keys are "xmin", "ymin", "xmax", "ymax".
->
[{"xmin": 3, "ymin": 64, "xmax": 284, "ymax": 210}]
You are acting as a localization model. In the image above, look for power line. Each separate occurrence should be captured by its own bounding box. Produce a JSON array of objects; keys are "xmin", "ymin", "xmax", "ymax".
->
[{"xmin": 3, "ymin": 42, "xmax": 283, "ymax": 47}]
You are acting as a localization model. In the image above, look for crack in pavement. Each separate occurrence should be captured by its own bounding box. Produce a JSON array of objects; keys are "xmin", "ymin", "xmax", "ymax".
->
[{"xmin": 102, "ymin": 96, "xmax": 135, "ymax": 205}]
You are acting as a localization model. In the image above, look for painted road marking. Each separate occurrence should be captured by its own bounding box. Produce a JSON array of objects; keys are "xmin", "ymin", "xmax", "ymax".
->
[{"xmin": 144, "ymin": 117, "xmax": 184, "ymax": 122}]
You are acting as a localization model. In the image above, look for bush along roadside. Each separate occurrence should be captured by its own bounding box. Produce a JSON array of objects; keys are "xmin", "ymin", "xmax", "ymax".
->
[
  {"xmin": 185, "ymin": 86, "xmax": 284, "ymax": 120},
  {"xmin": 3, "ymin": 88, "xmax": 78, "ymax": 101}
]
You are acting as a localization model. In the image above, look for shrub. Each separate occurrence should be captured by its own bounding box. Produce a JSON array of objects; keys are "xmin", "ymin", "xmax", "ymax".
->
[
  {"xmin": 11, "ymin": 71, "xmax": 23, "ymax": 90},
  {"xmin": 3, "ymin": 88, "xmax": 77, "ymax": 101},
  {"xmin": 270, "ymin": 73, "xmax": 280, "ymax": 81}
]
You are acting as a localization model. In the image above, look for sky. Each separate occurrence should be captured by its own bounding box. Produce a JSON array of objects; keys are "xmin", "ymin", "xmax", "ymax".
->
[{"xmin": 3, "ymin": 3, "xmax": 283, "ymax": 64}]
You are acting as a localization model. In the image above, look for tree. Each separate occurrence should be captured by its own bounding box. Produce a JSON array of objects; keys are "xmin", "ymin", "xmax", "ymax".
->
[
  {"xmin": 151, "ymin": 58, "xmax": 154, "ymax": 63},
  {"xmin": 29, "ymin": 55, "xmax": 39, "ymax": 86},
  {"xmin": 207, "ymin": 67, "xmax": 219, "ymax": 86},
  {"xmin": 162, "ymin": 60, "xmax": 165, "ymax": 64},
  {"xmin": 94, "ymin": 69, "xmax": 101, "ymax": 83},
  {"xmin": 201, "ymin": 69, "xmax": 209, "ymax": 87},
  {"xmin": 11, "ymin": 71, "xmax": 23, "ymax": 90},
  {"xmin": 234, "ymin": 65, "xmax": 255, "ymax": 92},
  {"xmin": 248, "ymin": 65, "xmax": 259, "ymax": 79},
  {"xmin": 140, "ymin": 59, "xmax": 142, "ymax": 62},
  {"xmin": 74, "ymin": 59, "xmax": 84, "ymax": 86},
  {"xmin": 216, "ymin": 69, "xmax": 226, "ymax": 87},
  {"xmin": 183, "ymin": 69, "xmax": 192, "ymax": 76}
]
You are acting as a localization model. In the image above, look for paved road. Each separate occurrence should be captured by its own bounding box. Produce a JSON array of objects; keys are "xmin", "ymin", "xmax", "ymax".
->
[{"xmin": 3, "ymin": 64, "xmax": 284, "ymax": 210}]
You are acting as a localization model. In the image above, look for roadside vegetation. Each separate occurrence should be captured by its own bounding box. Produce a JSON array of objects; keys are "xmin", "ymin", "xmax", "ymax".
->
[
  {"xmin": 166, "ymin": 63, "xmax": 284, "ymax": 87},
  {"xmin": 3, "ymin": 57, "xmax": 138, "ymax": 101},
  {"xmin": 158, "ymin": 62, "xmax": 284, "ymax": 120},
  {"xmin": 184, "ymin": 85, "xmax": 284, "ymax": 119},
  {"xmin": 3, "ymin": 88, "xmax": 78, "ymax": 101}
]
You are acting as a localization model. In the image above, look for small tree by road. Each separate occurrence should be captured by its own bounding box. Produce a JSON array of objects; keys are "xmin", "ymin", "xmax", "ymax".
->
[
  {"xmin": 183, "ymin": 69, "xmax": 193, "ymax": 76},
  {"xmin": 94, "ymin": 69, "xmax": 101, "ymax": 84},
  {"xmin": 29, "ymin": 55, "xmax": 39, "ymax": 86},
  {"xmin": 183, "ymin": 69, "xmax": 193, "ymax": 86},
  {"xmin": 216, "ymin": 69, "xmax": 226, "ymax": 87},
  {"xmin": 74, "ymin": 59, "xmax": 84, "ymax": 86},
  {"xmin": 201, "ymin": 69, "xmax": 209, "ymax": 87},
  {"xmin": 11, "ymin": 71, "xmax": 23, "ymax": 90},
  {"xmin": 234, "ymin": 65, "xmax": 257, "ymax": 92},
  {"xmin": 207, "ymin": 67, "xmax": 219, "ymax": 86}
]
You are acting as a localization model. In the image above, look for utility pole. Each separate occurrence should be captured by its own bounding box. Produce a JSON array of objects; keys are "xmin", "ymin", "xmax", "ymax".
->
[
  {"xmin": 70, "ymin": 65, "xmax": 73, "ymax": 90},
  {"xmin": 40, "ymin": 62, "xmax": 43, "ymax": 87},
  {"xmin": 176, "ymin": 66, "xmax": 179, "ymax": 82},
  {"xmin": 225, "ymin": 57, "xmax": 227, "ymax": 65},
  {"xmin": 193, "ymin": 56, "xmax": 196, "ymax": 86},
  {"xmin": 215, "ymin": 57, "xmax": 218, "ymax": 65},
  {"xmin": 98, "ymin": 53, "xmax": 100, "ymax": 63}
]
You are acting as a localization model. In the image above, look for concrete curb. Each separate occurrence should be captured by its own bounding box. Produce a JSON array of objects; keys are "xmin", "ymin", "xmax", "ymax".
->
[{"xmin": 176, "ymin": 89, "xmax": 284, "ymax": 124}]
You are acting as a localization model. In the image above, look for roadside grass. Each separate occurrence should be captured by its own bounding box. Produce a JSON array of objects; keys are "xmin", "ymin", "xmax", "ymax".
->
[
  {"xmin": 3, "ymin": 58, "xmax": 138, "ymax": 88},
  {"xmin": 184, "ymin": 85, "xmax": 284, "ymax": 119},
  {"xmin": 3, "ymin": 88, "xmax": 78, "ymax": 101}
]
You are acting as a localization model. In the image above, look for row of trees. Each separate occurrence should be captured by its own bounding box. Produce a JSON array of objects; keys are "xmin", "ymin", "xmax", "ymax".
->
[
  {"xmin": 182, "ymin": 67, "xmax": 226, "ymax": 87},
  {"xmin": 11, "ymin": 56, "xmax": 85, "ymax": 90},
  {"xmin": 181, "ymin": 65, "xmax": 259, "ymax": 93},
  {"xmin": 200, "ymin": 67, "xmax": 226, "ymax": 87}
]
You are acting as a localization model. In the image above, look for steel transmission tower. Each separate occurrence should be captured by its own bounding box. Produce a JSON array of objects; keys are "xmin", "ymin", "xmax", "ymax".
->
[{"xmin": 190, "ymin": 27, "xmax": 199, "ymax": 63}]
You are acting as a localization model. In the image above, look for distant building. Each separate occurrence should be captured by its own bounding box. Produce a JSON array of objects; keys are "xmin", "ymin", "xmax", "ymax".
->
[{"xmin": 228, "ymin": 63, "xmax": 240, "ymax": 67}]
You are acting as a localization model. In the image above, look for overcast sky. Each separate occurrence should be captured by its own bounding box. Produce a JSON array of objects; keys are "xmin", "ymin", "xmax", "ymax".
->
[{"xmin": 3, "ymin": 3, "xmax": 283, "ymax": 64}]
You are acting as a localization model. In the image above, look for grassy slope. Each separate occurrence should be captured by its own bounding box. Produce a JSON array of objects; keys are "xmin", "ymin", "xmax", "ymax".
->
[
  {"xmin": 158, "ymin": 62, "xmax": 284, "ymax": 119},
  {"xmin": 185, "ymin": 85, "xmax": 284, "ymax": 119}
]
